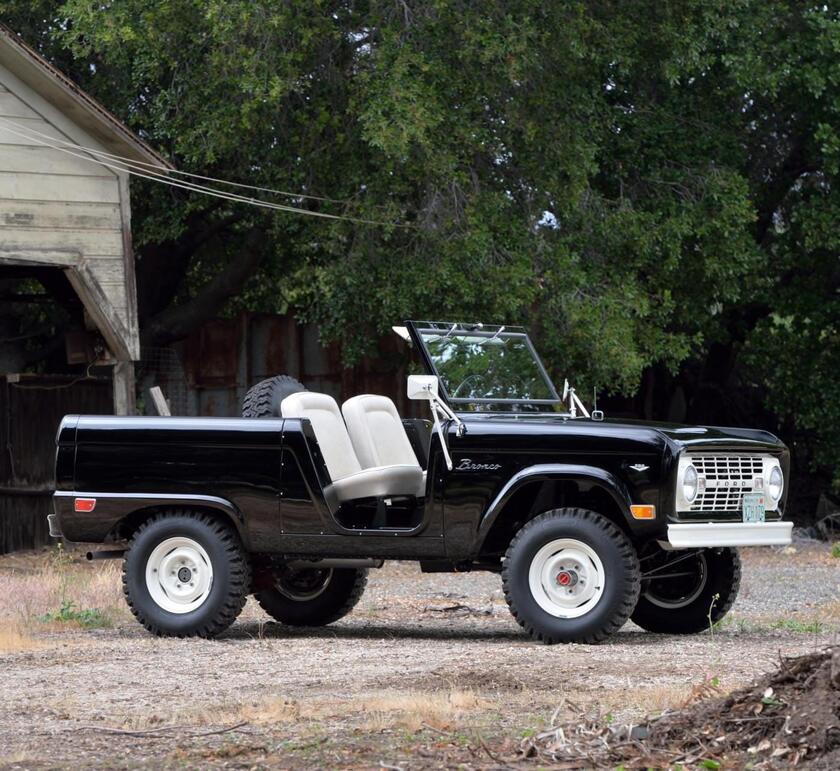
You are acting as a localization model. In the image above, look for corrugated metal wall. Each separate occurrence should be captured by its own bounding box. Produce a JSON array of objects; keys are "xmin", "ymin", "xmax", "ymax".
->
[{"xmin": 163, "ymin": 313, "xmax": 416, "ymax": 418}]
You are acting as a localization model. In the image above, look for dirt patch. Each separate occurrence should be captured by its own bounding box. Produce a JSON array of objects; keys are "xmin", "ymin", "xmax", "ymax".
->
[{"xmin": 0, "ymin": 543, "xmax": 837, "ymax": 768}]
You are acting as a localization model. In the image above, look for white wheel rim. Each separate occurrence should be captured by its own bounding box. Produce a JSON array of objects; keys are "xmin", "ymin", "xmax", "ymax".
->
[
  {"xmin": 528, "ymin": 538, "xmax": 606, "ymax": 619},
  {"xmin": 145, "ymin": 537, "xmax": 214, "ymax": 614}
]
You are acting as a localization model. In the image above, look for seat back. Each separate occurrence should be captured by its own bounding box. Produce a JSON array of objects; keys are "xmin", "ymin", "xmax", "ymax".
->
[
  {"xmin": 342, "ymin": 394, "xmax": 420, "ymax": 470},
  {"xmin": 281, "ymin": 392, "xmax": 361, "ymax": 482}
]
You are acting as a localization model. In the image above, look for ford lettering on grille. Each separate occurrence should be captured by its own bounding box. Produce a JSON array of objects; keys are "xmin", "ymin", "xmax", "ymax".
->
[{"xmin": 686, "ymin": 454, "xmax": 764, "ymax": 511}]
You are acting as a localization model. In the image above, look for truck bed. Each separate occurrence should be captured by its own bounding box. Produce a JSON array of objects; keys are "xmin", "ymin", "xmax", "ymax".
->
[{"xmin": 54, "ymin": 415, "xmax": 287, "ymax": 547}]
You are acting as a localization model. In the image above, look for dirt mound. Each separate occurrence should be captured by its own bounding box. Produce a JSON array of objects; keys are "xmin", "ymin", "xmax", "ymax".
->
[{"xmin": 522, "ymin": 646, "xmax": 840, "ymax": 769}]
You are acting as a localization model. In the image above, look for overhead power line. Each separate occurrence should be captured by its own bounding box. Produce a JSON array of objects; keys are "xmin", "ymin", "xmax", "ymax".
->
[
  {"xmin": 0, "ymin": 117, "xmax": 405, "ymax": 228},
  {"xmin": 3, "ymin": 117, "xmax": 350, "ymax": 204}
]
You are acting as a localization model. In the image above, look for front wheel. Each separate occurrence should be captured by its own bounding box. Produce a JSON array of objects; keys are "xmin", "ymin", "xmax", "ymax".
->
[
  {"xmin": 255, "ymin": 566, "xmax": 368, "ymax": 626},
  {"xmin": 502, "ymin": 508, "xmax": 641, "ymax": 644},
  {"xmin": 632, "ymin": 545, "xmax": 741, "ymax": 634}
]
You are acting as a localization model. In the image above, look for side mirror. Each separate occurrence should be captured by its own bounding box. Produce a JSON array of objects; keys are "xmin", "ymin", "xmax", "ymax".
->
[{"xmin": 407, "ymin": 374, "xmax": 439, "ymax": 401}]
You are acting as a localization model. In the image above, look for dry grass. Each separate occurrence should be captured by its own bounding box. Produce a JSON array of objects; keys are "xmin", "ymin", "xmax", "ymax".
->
[
  {"xmin": 816, "ymin": 598, "xmax": 840, "ymax": 627},
  {"xmin": 0, "ymin": 619, "xmax": 42, "ymax": 653},
  {"xmin": 620, "ymin": 680, "xmax": 724, "ymax": 716},
  {"xmin": 360, "ymin": 688, "xmax": 484, "ymax": 731},
  {"xmin": 0, "ymin": 547, "xmax": 127, "ymax": 632},
  {"xmin": 614, "ymin": 683, "xmax": 698, "ymax": 715},
  {"xmin": 560, "ymin": 675, "xmax": 729, "ymax": 725},
  {"xmin": 110, "ymin": 688, "xmax": 486, "ymax": 735}
]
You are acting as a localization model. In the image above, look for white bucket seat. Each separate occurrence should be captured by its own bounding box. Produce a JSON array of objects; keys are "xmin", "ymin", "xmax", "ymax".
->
[
  {"xmin": 342, "ymin": 394, "xmax": 427, "ymax": 497},
  {"xmin": 280, "ymin": 392, "xmax": 423, "ymax": 503}
]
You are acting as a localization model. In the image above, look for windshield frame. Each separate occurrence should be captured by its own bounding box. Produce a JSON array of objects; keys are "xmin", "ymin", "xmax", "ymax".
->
[{"xmin": 406, "ymin": 320, "xmax": 562, "ymax": 408}]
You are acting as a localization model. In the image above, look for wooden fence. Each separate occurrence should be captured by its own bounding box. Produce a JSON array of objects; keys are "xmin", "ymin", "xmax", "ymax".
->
[{"xmin": 0, "ymin": 374, "xmax": 112, "ymax": 554}]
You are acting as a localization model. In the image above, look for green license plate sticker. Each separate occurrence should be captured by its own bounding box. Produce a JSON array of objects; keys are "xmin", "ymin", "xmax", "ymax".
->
[{"xmin": 742, "ymin": 492, "xmax": 766, "ymax": 523}]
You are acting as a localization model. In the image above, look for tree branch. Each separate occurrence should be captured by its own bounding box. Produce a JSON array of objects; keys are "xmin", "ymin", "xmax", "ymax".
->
[{"xmin": 142, "ymin": 230, "xmax": 267, "ymax": 346}]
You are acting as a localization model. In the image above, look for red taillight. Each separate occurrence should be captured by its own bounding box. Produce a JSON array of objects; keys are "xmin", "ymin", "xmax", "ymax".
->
[{"xmin": 74, "ymin": 498, "xmax": 96, "ymax": 513}]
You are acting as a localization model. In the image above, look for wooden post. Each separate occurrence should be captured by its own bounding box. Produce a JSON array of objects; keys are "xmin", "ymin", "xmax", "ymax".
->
[
  {"xmin": 113, "ymin": 360, "xmax": 136, "ymax": 415},
  {"xmin": 147, "ymin": 386, "xmax": 171, "ymax": 416}
]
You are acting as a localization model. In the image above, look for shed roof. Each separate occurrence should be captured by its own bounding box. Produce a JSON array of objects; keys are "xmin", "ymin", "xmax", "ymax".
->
[{"xmin": 0, "ymin": 23, "xmax": 173, "ymax": 169}]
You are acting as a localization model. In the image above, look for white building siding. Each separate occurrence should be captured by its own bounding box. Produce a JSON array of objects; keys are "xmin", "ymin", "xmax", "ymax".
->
[{"xmin": 0, "ymin": 66, "xmax": 134, "ymax": 345}]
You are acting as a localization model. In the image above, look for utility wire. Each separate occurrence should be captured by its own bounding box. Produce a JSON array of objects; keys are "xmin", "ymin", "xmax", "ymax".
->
[
  {"xmin": 1, "ymin": 117, "xmax": 350, "ymax": 204},
  {"xmin": 0, "ymin": 117, "xmax": 405, "ymax": 228}
]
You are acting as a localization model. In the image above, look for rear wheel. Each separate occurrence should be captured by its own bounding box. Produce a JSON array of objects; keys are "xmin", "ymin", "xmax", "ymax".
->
[
  {"xmin": 502, "ymin": 508, "xmax": 640, "ymax": 644},
  {"xmin": 242, "ymin": 375, "xmax": 306, "ymax": 418},
  {"xmin": 632, "ymin": 544, "xmax": 741, "ymax": 634},
  {"xmin": 123, "ymin": 510, "xmax": 250, "ymax": 637},
  {"xmin": 255, "ymin": 566, "xmax": 367, "ymax": 626}
]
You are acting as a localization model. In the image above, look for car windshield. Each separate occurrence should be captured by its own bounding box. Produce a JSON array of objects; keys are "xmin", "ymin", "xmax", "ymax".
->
[{"xmin": 411, "ymin": 322, "xmax": 561, "ymax": 408}]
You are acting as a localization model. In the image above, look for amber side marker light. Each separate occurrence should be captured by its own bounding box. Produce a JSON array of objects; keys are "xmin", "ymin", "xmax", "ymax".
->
[
  {"xmin": 630, "ymin": 504, "xmax": 655, "ymax": 520},
  {"xmin": 74, "ymin": 498, "xmax": 96, "ymax": 513}
]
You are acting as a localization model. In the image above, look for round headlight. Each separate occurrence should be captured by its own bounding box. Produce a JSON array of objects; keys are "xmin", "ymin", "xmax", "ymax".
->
[
  {"xmin": 768, "ymin": 465, "xmax": 784, "ymax": 501},
  {"xmin": 683, "ymin": 464, "xmax": 698, "ymax": 503}
]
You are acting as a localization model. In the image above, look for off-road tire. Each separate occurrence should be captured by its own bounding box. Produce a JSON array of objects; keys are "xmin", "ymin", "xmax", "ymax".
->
[
  {"xmin": 632, "ymin": 547, "xmax": 741, "ymax": 634},
  {"xmin": 123, "ymin": 510, "xmax": 250, "ymax": 638},
  {"xmin": 242, "ymin": 375, "xmax": 306, "ymax": 418},
  {"xmin": 502, "ymin": 508, "xmax": 640, "ymax": 644},
  {"xmin": 255, "ymin": 567, "xmax": 368, "ymax": 626}
]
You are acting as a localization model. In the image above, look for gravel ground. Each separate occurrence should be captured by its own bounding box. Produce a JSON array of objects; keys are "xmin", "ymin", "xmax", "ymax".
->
[{"xmin": 0, "ymin": 542, "xmax": 838, "ymax": 769}]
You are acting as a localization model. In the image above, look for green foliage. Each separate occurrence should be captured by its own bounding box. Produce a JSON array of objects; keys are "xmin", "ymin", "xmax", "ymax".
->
[
  {"xmin": 2, "ymin": 1, "xmax": 840, "ymax": 493},
  {"xmin": 831, "ymin": 543, "xmax": 840, "ymax": 559},
  {"xmin": 38, "ymin": 599, "xmax": 109, "ymax": 629},
  {"xmin": 39, "ymin": 543, "xmax": 110, "ymax": 629},
  {"xmin": 771, "ymin": 619, "xmax": 824, "ymax": 634}
]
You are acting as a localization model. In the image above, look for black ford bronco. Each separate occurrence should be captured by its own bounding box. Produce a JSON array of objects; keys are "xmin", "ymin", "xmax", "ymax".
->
[{"xmin": 50, "ymin": 321, "xmax": 791, "ymax": 643}]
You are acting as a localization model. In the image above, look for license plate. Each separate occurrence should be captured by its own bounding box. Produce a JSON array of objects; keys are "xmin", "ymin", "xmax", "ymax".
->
[{"xmin": 742, "ymin": 492, "xmax": 766, "ymax": 523}]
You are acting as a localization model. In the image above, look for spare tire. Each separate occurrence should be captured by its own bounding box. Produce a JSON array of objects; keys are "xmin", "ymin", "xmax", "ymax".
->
[{"xmin": 242, "ymin": 375, "xmax": 306, "ymax": 418}]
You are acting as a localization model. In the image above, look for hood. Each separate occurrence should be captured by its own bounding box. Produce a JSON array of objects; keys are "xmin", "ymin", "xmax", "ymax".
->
[{"xmin": 458, "ymin": 412, "xmax": 785, "ymax": 454}]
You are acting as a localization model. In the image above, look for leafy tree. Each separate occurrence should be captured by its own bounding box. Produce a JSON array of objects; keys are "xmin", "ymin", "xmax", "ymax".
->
[{"xmin": 1, "ymin": 1, "xmax": 839, "ymax": 508}]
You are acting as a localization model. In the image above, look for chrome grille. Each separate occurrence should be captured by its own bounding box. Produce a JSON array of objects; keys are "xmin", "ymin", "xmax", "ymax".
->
[{"xmin": 688, "ymin": 454, "xmax": 764, "ymax": 511}]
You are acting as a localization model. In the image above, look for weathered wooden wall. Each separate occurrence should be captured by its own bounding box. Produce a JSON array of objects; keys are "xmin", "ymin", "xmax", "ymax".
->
[
  {"xmin": 0, "ymin": 62, "xmax": 137, "ymax": 352},
  {"xmin": 0, "ymin": 374, "xmax": 112, "ymax": 554}
]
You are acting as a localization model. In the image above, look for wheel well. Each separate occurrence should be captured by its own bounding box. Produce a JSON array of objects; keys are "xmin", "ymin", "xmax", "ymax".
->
[
  {"xmin": 480, "ymin": 478, "xmax": 629, "ymax": 557},
  {"xmin": 109, "ymin": 505, "xmax": 243, "ymax": 544}
]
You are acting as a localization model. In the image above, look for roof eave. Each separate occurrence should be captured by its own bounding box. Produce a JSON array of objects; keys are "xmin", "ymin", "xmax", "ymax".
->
[{"xmin": 0, "ymin": 24, "xmax": 173, "ymax": 170}]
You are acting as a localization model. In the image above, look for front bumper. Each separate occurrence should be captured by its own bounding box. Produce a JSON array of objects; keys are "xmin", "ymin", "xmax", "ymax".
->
[{"xmin": 665, "ymin": 521, "xmax": 792, "ymax": 549}]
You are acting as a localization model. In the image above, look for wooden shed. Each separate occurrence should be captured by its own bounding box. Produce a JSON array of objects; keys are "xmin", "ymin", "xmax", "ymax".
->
[{"xmin": 0, "ymin": 23, "xmax": 171, "ymax": 411}]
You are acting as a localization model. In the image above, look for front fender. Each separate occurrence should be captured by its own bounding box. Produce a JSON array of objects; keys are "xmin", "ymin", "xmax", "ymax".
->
[{"xmin": 476, "ymin": 464, "xmax": 634, "ymax": 547}]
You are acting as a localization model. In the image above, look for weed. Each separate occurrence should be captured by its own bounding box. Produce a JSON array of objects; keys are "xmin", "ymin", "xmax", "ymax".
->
[
  {"xmin": 707, "ymin": 593, "xmax": 720, "ymax": 636},
  {"xmin": 50, "ymin": 542, "xmax": 75, "ymax": 604},
  {"xmin": 831, "ymin": 542, "xmax": 840, "ymax": 559},
  {"xmin": 39, "ymin": 599, "xmax": 110, "ymax": 629},
  {"xmin": 770, "ymin": 618, "xmax": 823, "ymax": 634}
]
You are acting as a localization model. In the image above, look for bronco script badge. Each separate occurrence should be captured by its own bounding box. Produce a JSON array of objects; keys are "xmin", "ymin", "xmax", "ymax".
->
[{"xmin": 456, "ymin": 458, "xmax": 502, "ymax": 471}]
